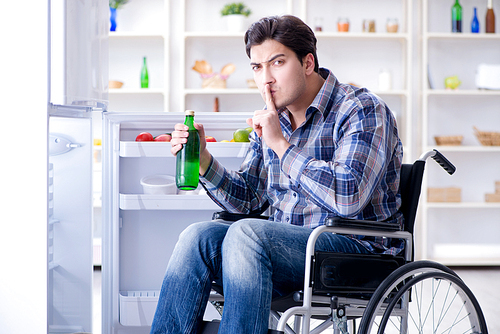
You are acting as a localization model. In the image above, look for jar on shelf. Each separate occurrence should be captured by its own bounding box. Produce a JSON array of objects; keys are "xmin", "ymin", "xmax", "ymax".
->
[
  {"xmin": 314, "ymin": 17, "xmax": 323, "ymax": 32},
  {"xmin": 337, "ymin": 17, "xmax": 350, "ymax": 32},
  {"xmin": 363, "ymin": 19, "xmax": 376, "ymax": 32},
  {"xmin": 386, "ymin": 18, "xmax": 399, "ymax": 33}
]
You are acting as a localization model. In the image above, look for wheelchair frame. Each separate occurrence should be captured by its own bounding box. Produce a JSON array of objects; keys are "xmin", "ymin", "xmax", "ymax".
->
[{"xmin": 212, "ymin": 150, "xmax": 489, "ymax": 334}]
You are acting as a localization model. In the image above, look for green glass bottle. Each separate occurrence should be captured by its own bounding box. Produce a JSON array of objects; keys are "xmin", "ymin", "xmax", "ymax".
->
[
  {"xmin": 452, "ymin": 0, "xmax": 462, "ymax": 33},
  {"xmin": 176, "ymin": 110, "xmax": 200, "ymax": 190},
  {"xmin": 141, "ymin": 57, "xmax": 149, "ymax": 88}
]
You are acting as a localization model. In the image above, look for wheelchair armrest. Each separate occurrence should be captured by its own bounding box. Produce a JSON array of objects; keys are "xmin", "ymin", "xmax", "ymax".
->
[
  {"xmin": 325, "ymin": 217, "xmax": 401, "ymax": 232},
  {"xmin": 212, "ymin": 211, "xmax": 269, "ymax": 222}
]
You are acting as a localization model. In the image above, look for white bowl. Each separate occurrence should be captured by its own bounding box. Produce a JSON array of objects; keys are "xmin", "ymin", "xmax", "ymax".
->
[{"xmin": 140, "ymin": 175, "xmax": 177, "ymax": 195}]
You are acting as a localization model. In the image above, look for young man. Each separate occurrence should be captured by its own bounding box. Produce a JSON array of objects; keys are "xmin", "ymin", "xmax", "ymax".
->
[{"xmin": 150, "ymin": 15, "xmax": 403, "ymax": 334}]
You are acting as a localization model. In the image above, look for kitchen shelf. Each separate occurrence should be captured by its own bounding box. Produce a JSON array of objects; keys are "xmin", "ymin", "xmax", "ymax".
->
[
  {"xmin": 109, "ymin": 31, "xmax": 165, "ymax": 38},
  {"xmin": 184, "ymin": 31, "xmax": 245, "ymax": 38},
  {"xmin": 426, "ymin": 89, "xmax": 500, "ymax": 96},
  {"xmin": 119, "ymin": 141, "xmax": 250, "ymax": 158},
  {"xmin": 425, "ymin": 146, "xmax": 500, "ymax": 153},
  {"xmin": 426, "ymin": 32, "xmax": 500, "ymax": 40},
  {"xmin": 120, "ymin": 194, "xmax": 219, "ymax": 210},
  {"xmin": 184, "ymin": 88, "xmax": 259, "ymax": 95},
  {"xmin": 109, "ymin": 88, "xmax": 165, "ymax": 94},
  {"xmin": 315, "ymin": 32, "xmax": 410, "ymax": 40},
  {"xmin": 426, "ymin": 202, "xmax": 500, "ymax": 209},
  {"xmin": 420, "ymin": 0, "xmax": 500, "ymax": 265},
  {"xmin": 108, "ymin": 0, "xmax": 169, "ymax": 112}
]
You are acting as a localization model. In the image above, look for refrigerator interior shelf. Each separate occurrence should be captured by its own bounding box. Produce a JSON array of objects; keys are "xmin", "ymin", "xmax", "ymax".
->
[
  {"xmin": 119, "ymin": 193, "xmax": 220, "ymax": 210},
  {"xmin": 119, "ymin": 291, "xmax": 160, "ymax": 327},
  {"xmin": 120, "ymin": 141, "xmax": 250, "ymax": 158}
]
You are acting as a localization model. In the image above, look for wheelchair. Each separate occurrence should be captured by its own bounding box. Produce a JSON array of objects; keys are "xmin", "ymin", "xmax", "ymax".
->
[{"xmin": 210, "ymin": 149, "xmax": 488, "ymax": 334}]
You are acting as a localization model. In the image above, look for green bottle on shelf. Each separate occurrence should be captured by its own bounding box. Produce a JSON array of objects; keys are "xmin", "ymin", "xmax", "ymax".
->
[
  {"xmin": 141, "ymin": 56, "xmax": 149, "ymax": 88},
  {"xmin": 452, "ymin": 0, "xmax": 463, "ymax": 32},
  {"xmin": 176, "ymin": 110, "xmax": 200, "ymax": 190}
]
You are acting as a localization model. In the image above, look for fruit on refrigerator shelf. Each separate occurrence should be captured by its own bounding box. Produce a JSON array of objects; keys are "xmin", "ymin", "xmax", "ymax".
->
[
  {"xmin": 205, "ymin": 136, "xmax": 217, "ymax": 142},
  {"xmin": 154, "ymin": 134, "xmax": 172, "ymax": 142},
  {"xmin": 135, "ymin": 132, "xmax": 154, "ymax": 141},
  {"xmin": 233, "ymin": 129, "xmax": 250, "ymax": 142}
]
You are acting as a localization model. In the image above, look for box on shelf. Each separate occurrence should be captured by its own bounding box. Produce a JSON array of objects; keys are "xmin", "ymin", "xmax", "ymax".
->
[
  {"xmin": 428, "ymin": 187, "xmax": 461, "ymax": 202},
  {"xmin": 484, "ymin": 180, "xmax": 500, "ymax": 203},
  {"xmin": 485, "ymin": 193, "xmax": 500, "ymax": 203}
]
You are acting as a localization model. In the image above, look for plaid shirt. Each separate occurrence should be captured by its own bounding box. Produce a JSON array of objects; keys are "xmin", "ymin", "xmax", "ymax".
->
[{"xmin": 202, "ymin": 68, "xmax": 404, "ymax": 255}]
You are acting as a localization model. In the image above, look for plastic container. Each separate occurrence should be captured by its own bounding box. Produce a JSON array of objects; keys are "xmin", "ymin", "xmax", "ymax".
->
[{"xmin": 140, "ymin": 175, "xmax": 177, "ymax": 194}]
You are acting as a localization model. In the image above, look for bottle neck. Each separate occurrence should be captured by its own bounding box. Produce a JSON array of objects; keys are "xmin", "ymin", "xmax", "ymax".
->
[
  {"xmin": 488, "ymin": 0, "xmax": 493, "ymax": 9},
  {"xmin": 184, "ymin": 115, "xmax": 195, "ymax": 129}
]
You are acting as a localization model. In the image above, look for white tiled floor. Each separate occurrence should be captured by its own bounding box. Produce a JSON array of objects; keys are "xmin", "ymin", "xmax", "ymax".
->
[{"xmin": 93, "ymin": 266, "xmax": 500, "ymax": 333}]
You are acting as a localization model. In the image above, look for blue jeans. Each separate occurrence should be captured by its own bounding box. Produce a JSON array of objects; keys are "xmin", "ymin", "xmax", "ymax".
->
[{"xmin": 150, "ymin": 219, "xmax": 369, "ymax": 334}]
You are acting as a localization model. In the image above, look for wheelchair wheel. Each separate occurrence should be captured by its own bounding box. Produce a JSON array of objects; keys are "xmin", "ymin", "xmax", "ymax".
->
[{"xmin": 359, "ymin": 262, "xmax": 488, "ymax": 334}]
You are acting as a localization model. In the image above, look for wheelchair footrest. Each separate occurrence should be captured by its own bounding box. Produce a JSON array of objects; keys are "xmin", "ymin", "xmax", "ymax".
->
[{"xmin": 268, "ymin": 330, "xmax": 284, "ymax": 334}]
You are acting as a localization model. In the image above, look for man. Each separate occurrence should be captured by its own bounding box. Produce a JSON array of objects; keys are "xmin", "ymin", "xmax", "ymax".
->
[{"xmin": 150, "ymin": 15, "xmax": 403, "ymax": 334}]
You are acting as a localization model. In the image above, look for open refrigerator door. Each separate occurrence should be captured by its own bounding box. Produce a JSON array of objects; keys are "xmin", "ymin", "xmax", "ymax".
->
[{"xmin": 48, "ymin": 0, "xmax": 108, "ymax": 332}]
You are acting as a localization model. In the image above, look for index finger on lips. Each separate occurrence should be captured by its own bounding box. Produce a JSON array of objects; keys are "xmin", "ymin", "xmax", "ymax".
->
[{"xmin": 265, "ymin": 84, "xmax": 276, "ymax": 111}]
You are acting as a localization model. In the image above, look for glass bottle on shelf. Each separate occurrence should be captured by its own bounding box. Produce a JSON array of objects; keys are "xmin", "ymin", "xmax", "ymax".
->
[
  {"xmin": 452, "ymin": 0, "xmax": 463, "ymax": 33},
  {"xmin": 471, "ymin": 7, "xmax": 480, "ymax": 33},
  {"xmin": 176, "ymin": 110, "xmax": 200, "ymax": 191},
  {"xmin": 141, "ymin": 57, "xmax": 149, "ymax": 88},
  {"xmin": 486, "ymin": 0, "xmax": 496, "ymax": 33}
]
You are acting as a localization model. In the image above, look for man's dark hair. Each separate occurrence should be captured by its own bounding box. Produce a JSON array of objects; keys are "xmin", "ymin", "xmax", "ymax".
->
[{"xmin": 244, "ymin": 15, "xmax": 319, "ymax": 73}]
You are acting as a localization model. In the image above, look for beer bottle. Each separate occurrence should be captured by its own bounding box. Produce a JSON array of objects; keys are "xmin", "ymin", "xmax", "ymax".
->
[
  {"xmin": 452, "ymin": 0, "xmax": 463, "ymax": 33},
  {"xmin": 141, "ymin": 57, "xmax": 149, "ymax": 88},
  {"xmin": 176, "ymin": 110, "xmax": 200, "ymax": 190}
]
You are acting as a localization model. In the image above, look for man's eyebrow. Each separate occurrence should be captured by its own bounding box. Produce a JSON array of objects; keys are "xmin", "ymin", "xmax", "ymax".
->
[{"xmin": 250, "ymin": 53, "xmax": 286, "ymax": 66}]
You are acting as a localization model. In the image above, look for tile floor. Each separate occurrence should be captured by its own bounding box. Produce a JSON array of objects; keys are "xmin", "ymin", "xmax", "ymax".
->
[{"xmin": 92, "ymin": 266, "xmax": 500, "ymax": 334}]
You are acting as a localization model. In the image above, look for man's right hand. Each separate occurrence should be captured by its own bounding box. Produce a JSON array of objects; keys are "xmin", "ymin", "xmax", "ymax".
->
[{"xmin": 170, "ymin": 122, "xmax": 212, "ymax": 175}]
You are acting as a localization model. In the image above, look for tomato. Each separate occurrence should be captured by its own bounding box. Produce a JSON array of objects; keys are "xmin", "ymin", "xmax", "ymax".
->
[
  {"xmin": 205, "ymin": 136, "xmax": 217, "ymax": 142},
  {"xmin": 154, "ymin": 134, "xmax": 172, "ymax": 142},
  {"xmin": 135, "ymin": 132, "xmax": 154, "ymax": 141}
]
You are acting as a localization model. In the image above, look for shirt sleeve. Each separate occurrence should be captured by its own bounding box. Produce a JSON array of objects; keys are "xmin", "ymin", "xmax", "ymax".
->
[
  {"xmin": 281, "ymin": 97, "xmax": 392, "ymax": 218},
  {"xmin": 200, "ymin": 133, "xmax": 269, "ymax": 214}
]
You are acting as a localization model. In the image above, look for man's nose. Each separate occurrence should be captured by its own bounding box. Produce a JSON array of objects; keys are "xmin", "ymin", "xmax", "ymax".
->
[{"xmin": 261, "ymin": 66, "xmax": 274, "ymax": 85}]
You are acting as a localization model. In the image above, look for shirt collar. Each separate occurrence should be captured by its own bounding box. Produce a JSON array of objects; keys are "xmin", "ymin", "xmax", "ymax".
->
[{"xmin": 307, "ymin": 68, "xmax": 337, "ymax": 119}]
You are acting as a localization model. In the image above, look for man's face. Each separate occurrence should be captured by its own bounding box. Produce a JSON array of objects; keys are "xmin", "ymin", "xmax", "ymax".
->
[{"xmin": 250, "ymin": 39, "xmax": 307, "ymax": 110}]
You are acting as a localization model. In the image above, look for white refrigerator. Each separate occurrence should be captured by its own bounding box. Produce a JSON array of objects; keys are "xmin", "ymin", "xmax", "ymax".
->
[
  {"xmin": 47, "ymin": 1, "xmax": 254, "ymax": 333},
  {"xmin": 101, "ymin": 111, "xmax": 252, "ymax": 333}
]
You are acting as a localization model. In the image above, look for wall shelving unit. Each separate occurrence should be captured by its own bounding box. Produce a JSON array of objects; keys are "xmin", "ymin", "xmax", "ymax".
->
[
  {"xmin": 300, "ymin": 0, "xmax": 413, "ymax": 161},
  {"xmin": 108, "ymin": 0, "xmax": 169, "ymax": 112},
  {"xmin": 179, "ymin": 0, "xmax": 293, "ymax": 113},
  {"xmin": 420, "ymin": 0, "xmax": 500, "ymax": 265}
]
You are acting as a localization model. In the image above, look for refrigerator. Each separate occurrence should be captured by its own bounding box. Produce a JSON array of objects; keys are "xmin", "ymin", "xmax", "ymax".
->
[
  {"xmin": 101, "ymin": 111, "xmax": 252, "ymax": 333},
  {"xmin": 47, "ymin": 1, "xmax": 254, "ymax": 333},
  {"xmin": 48, "ymin": 0, "xmax": 107, "ymax": 332}
]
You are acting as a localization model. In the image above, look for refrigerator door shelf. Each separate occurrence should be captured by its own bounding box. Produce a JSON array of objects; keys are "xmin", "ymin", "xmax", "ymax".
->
[
  {"xmin": 119, "ymin": 193, "xmax": 219, "ymax": 210},
  {"xmin": 119, "ymin": 291, "xmax": 160, "ymax": 327},
  {"xmin": 120, "ymin": 141, "xmax": 250, "ymax": 158}
]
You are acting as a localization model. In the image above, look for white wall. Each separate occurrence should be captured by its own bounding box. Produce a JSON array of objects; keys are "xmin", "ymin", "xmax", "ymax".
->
[{"xmin": 0, "ymin": 1, "xmax": 49, "ymax": 333}]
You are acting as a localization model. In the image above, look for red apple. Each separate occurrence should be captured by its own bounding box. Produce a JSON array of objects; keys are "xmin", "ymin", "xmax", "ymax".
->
[
  {"xmin": 205, "ymin": 136, "xmax": 217, "ymax": 142},
  {"xmin": 135, "ymin": 132, "xmax": 154, "ymax": 141},
  {"xmin": 154, "ymin": 134, "xmax": 172, "ymax": 142}
]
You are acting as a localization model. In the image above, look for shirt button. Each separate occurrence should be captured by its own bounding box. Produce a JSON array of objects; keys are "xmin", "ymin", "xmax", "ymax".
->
[
  {"xmin": 286, "ymin": 217, "xmax": 290, "ymax": 222},
  {"xmin": 293, "ymin": 192, "xmax": 297, "ymax": 197}
]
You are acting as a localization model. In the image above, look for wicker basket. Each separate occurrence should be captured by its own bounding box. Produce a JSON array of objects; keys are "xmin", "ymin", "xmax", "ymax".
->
[
  {"xmin": 434, "ymin": 135, "xmax": 463, "ymax": 146},
  {"xmin": 474, "ymin": 126, "xmax": 500, "ymax": 146}
]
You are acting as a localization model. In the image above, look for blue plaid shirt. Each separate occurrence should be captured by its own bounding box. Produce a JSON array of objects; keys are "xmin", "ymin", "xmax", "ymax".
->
[{"xmin": 201, "ymin": 68, "xmax": 404, "ymax": 255}]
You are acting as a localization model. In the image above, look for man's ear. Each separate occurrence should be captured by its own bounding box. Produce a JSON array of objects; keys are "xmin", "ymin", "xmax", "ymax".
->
[{"xmin": 304, "ymin": 53, "xmax": 315, "ymax": 75}]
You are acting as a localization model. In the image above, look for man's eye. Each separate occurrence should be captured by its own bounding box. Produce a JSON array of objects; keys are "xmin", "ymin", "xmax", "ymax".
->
[
  {"xmin": 273, "ymin": 60, "xmax": 284, "ymax": 66},
  {"xmin": 252, "ymin": 65, "xmax": 261, "ymax": 71}
]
